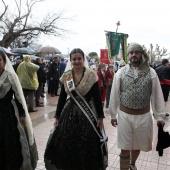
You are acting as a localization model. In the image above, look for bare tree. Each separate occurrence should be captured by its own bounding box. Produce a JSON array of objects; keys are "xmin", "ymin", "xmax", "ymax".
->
[
  {"xmin": 9, "ymin": 36, "xmax": 39, "ymax": 49},
  {"xmin": 0, "ymin": 0, "xmax": 72, "ymax": 48},
  {"xmin": 0, "ymin": 0, "xmax": 8, "ymax": 21},
  {"xmin": 147, "ymin": 44, "xmax": 167, "ymax": 63}
]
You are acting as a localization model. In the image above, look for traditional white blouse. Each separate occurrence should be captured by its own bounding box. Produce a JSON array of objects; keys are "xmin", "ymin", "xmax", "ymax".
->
[{"xmin": 109, "ymin": 65, "xmax": 165, "ymax": 121}]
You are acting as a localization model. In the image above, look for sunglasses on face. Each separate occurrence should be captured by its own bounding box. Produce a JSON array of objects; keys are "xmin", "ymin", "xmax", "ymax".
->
[{"xmin": 71, "ymin": 57, "xmax": 82, "ymax": 61}]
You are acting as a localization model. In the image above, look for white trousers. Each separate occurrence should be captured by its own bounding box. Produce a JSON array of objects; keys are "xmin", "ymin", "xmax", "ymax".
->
[{"xmin": 117, "ymin": 110, "xmax": 153, "ymax": 152}]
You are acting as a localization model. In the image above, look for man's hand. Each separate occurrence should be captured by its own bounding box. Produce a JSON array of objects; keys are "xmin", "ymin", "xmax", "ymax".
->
[
  {"xmin": 54, "ymin": 118, "xmax": 59, "ymax": 127},
  {"xmin": 97, "ymin": 118, "xmax": 103, "ymax": 130},
  {"xmin": 157, "ymin": 120, "xmax": 165, "ymax": 127},
  {"xmin": 111, "ymin": 119, "xmax": 118, "ymax": 127}
]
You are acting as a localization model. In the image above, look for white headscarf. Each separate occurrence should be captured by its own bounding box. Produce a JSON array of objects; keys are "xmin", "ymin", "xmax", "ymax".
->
[
  {"xmin": 64, "ymin": 48, "xmax": 89, "ymax": 73},
  {"xmin": 127, "ymin": 43, "xmax": 150, "ymax": 73},
  {"xmin": 5, "ymin": 55, "xmax": 34, "ymax": 145}
]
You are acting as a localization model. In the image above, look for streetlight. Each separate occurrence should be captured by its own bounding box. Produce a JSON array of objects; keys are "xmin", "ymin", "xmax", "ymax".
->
[
  {"xmin": 67, "ymin": 47, "xmax": 70, "ymax": 55},
  {"xmin": 116, "ymin": 21, "xmax": 120, "ymax": 33}
]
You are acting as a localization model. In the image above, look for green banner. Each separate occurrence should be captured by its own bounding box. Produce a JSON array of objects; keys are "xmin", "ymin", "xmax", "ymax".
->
[
  {"xmin": 110, "ymin": 33, "xmax": 121, "ymax": 56},
  {"xmin": 120, "ymin": 34, "xmax": 129, "ymax": 63},
  {"xmin": 106, "ymin": 33, "xmax": 111, "ymax": 62},
  {"xmin": 106, "ymin": 31, "xmax": 128, "ymax": 63}
]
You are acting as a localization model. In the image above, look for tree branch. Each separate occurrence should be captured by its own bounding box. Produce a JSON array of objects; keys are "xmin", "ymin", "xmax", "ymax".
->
[
  {"xmin": 0, "ymin": 0, "xmax": 8, "ymax": 20},
  {"xmin": 0, "ymin": 0, "xmax": 72, "ymax": 48}
]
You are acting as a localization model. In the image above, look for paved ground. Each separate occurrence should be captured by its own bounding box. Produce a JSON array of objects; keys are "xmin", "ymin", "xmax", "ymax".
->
[{"xmin": 31, "ymin": 91, "xmax": 170, "ymax": 170}]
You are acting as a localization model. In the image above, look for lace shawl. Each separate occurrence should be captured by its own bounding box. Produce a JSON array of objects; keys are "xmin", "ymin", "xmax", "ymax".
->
[
  {"xmin": 0, "ymin": 70, "xmax": 11, "ymax": 98},
  {"xmin": 60, "ymin": 68, "xmax": 98, "ymax": 96}
]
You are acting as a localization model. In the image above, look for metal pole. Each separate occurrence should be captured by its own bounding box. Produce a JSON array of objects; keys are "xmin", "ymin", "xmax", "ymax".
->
[{"xmin": 116, "ymin": 21, "xmax": 120, "ymax": 33}]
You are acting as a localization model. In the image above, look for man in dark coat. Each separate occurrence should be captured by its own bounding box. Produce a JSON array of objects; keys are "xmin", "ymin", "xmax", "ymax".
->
[
  {"xmin": 60, "ymin": 58, "xmax": 66, "ymax": 76},
  {"xmin": 48, "ymin": 56, "xmax": 61, "ymax": 97},
  {"xmin": 35, "ymin": 58, "xmax": 45, "ymax": 106},
  {"xmin": 13, "ymin": 56, "xmax": 22, "ymax": 72},
  {"xmin": 156, "ymin": 59, "xmax": 170, "ymax": 103}
]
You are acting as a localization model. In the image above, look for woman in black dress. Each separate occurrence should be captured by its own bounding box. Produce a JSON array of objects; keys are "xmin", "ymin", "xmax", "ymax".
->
[
  {"xmin": 0, "ymin": 50, "xmax": 38, "ymax": 170},
  {"xmin": 44, "ymin": 48, "xmax": 107, "ymax": 170}
]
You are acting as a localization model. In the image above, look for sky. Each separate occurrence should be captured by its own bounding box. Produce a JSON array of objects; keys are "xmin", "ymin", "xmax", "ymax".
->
[{"xmin": 2, "ymin": 0, "xmax": 170, "ymax": 56}]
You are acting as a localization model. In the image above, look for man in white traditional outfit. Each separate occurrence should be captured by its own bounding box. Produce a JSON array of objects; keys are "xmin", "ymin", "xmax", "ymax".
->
[{"xmin": 109, "ymin": 43, "xmax": 165, "ymax": 170}]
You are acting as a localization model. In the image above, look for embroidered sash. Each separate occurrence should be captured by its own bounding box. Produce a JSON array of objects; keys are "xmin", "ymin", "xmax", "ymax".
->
[
  {"xmin": 70, "ymin": 90, "xmax": 102, "ymax": 138},
  {"xmin": 64, "ymin": 70, "xmax": 106, "ymax": 139}
]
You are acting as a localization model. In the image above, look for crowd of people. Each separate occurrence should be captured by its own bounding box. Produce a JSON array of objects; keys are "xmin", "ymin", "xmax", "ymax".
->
[
  {"xmin": 12, "ymin": 52, "xmax": 115, "ymax": 113},
  {"xmin": 12, "ymin": 54, "xmax": 67, "ymax": 112},
  {"xmin": 0, "ymin": 42, "xmax": 170, "ymax": 170}
]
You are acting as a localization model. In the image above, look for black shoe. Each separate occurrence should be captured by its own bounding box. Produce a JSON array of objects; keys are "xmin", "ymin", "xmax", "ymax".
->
[
  {"xmin": 36, "ymin": 104, "xmax": 44, "ymax": 107},
  {"xmin": 41, "ymin": 94, "xmax": 45, "ymax": 98},
  {"xmin": 106, "ymin": 105, "xmax": 109, "ymax": 108},
  {"xmin": 51, "ymin": 94, "xmax": 55, "ymax": 97},
  {"xmin": 165, "ymin": 113, "xmax": 169, "ymax": 117},
  {"xmin": 55, "ymin": 94, "xmax": 60, "ymax": 96},
  {"xmin": 28, "ymin": 109, "xmax": 38, "ymax": 112}
]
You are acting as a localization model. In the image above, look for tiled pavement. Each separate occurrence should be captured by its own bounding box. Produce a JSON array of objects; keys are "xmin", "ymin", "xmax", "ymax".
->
[{"xmin": 31, "ymin": 92, "xmax": 170, "ymax": 170}]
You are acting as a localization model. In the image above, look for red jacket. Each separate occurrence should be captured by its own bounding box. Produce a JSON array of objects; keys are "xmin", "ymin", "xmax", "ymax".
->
[
  {"xmin": 97, "ymin": 70, "xmax": 106, "ymax": 88},
  {"xmin": 105, "ymin": 70, "xmax": 114, "ymax": 86}
]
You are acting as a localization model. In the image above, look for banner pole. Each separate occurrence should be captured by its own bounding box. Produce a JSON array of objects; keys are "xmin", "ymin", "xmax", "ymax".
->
[{"xmin": 116, "ymin": 21, "xmax": 120, "ymax": 33}]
